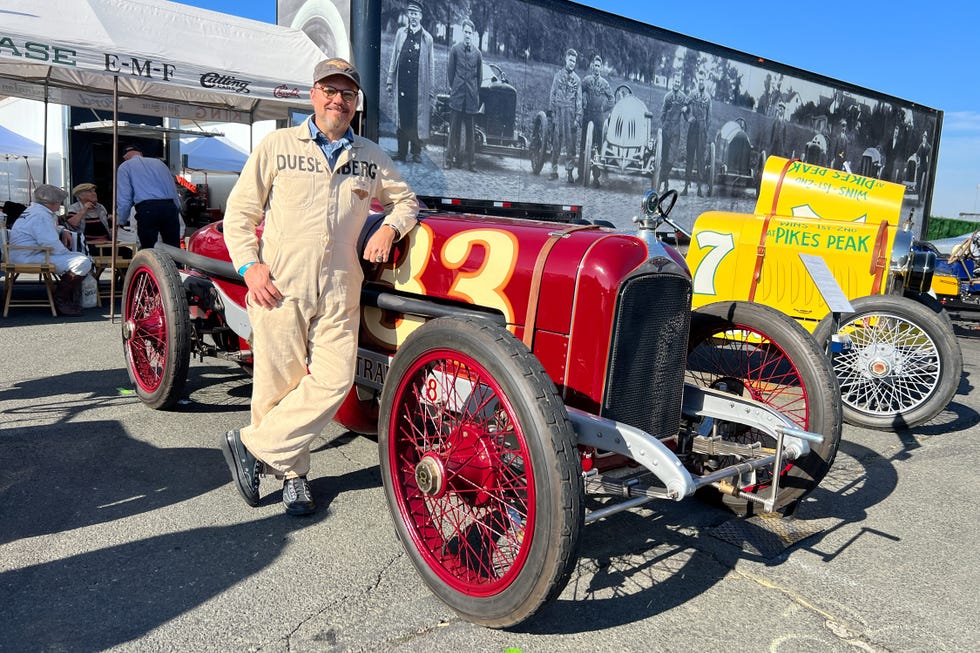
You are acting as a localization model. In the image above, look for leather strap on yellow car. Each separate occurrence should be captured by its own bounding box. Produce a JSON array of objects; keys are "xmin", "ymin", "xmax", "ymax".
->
[
  {"xmin": 748, "ymin": 157, "xmax": 797, "ymax": 302},
  {"xmin": 869, "ymin": 220, "xmax": 891, "ymax": 295},
  {"xmin": 523, "ymin": 224, "xmax": 599, "ymax": 350}
]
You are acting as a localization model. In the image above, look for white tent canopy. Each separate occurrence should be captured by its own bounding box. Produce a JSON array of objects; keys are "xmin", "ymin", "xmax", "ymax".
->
[
  {"xmin": 0, "ymin": 0, "xmax": 326, "ymax": 315},
  {"xmin": 0, "ymin": 0, "xmax": 324, "ymax": 123}
]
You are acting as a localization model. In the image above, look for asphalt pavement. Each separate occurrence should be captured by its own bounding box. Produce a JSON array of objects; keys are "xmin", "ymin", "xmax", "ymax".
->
[{"xmin": 1, "ymin": 305, "xmax": 978, "ymax": 653}]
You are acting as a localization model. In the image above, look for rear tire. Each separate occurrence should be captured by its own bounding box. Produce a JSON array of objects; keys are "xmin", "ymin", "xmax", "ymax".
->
[
  {"xmin": 529, "ymin": 111, "xmax": 548, "ymax": 175},
  {"xmin": 706, "ymin": 142, "xmax": 716, "ymax": 197},
  {"xmin": 651, "ymin": 128, "xmax": 663, "ymax": 192},
  {"xmin": 378, "ymin": 317, "xmax": 583, "ymax": 627},
  {"xmin": 687, "ymin": 301, "xmax": 842, "ymax": 514},
  {"xmin": 121, "ymin": 249, "xmax": 190, "ymax": 410}
]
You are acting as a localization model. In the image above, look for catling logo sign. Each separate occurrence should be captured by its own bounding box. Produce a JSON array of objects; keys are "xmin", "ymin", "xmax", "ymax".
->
[{"xmin": 200, "ymin": 72, "xmax": 251, "ymax": 94}]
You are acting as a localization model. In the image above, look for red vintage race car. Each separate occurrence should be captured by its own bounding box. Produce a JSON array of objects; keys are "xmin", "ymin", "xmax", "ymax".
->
[{"xmin": 121, "ymin": 191, "xmax": 841, "ymax": 628}]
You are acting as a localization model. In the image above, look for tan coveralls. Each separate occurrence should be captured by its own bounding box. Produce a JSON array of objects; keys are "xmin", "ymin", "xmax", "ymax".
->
[{"xmin": 224, "ymin": 123, "xmax": 418, "ymax": 477}]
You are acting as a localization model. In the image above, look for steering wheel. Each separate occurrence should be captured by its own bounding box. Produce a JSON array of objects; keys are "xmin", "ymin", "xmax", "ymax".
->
[
  {"xmin": 949, "ymin": 230, "xmax": 980, "ymax": 262},
  {"xmin": 642, "ymin": 189, "xmax": 678, "ymax": 217},
  {"xmin": 614, "ymin": 84, "xmax": 633, "ymax": 101}
]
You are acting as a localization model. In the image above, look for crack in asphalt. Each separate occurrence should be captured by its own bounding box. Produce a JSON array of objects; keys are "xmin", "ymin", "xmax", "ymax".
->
[{"xmin": 730, "ymin": 568, "xmax": 893, "ymax": 652}]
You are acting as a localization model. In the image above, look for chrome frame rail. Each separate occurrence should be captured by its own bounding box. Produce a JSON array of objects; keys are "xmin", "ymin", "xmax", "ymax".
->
[{"xmin": 570, "ymin": 383, "xmax": 824, "ymax": 524}]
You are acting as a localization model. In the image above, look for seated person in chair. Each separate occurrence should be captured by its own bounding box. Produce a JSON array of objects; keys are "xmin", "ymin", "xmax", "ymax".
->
[
  {"xmin": 9, "ymin": 184, "xmax": 93, "ymax": 316},
  {"xmin": 64, "ymin": 182, "xmax": 138, "ymax": 255},
  {"xmin": 65, "ymin": 182, "xmax": 111, "ymax": 242}
]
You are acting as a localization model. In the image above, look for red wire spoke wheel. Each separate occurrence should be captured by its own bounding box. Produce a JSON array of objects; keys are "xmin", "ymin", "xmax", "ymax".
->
[
  {"xmin": 687, "ymin": 301, "xmax": 842, "ymax": 514},
  {"xmin": 379, "ymin": 317, "xmax": 582, "ymax": 627},
  {"xmin": 121, "ymin": 249, "xmax": 190, "ymax": 410}
]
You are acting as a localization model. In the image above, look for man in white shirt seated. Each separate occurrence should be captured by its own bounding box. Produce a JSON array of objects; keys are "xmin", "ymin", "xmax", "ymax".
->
[{"xmin": 9, "ymin": 184, "xmax": 93, "ymax": 316}]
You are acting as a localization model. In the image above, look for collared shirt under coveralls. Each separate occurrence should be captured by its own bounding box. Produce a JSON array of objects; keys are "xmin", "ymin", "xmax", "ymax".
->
[{"xmin": 223, "ymin": 120, "xmax": 418, "ymax": 477}]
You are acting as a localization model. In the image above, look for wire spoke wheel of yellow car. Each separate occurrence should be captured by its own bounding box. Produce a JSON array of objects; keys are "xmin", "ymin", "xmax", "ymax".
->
[
  {"xmin": 121, "ymin": 249, "xmax": 191, "ymax": 410},
  {"xmin": 378, "ymin": 317, "xmax": 583, "ymax": 628},
  {"xmin": 687, "ymin": 301, "xmax": 842, "ymax": 515},
  {"xmin": 813, "ymin": 295, "xmax": 962, "ymax": 430}
]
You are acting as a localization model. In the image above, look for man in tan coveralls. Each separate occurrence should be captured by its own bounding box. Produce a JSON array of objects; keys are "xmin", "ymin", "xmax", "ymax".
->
[{"xmin": 221, "ymin": 58, "xmax": 419, "ymax": 516}]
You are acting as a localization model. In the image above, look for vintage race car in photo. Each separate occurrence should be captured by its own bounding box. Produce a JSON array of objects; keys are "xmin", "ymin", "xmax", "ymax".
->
[
  {"xmin": 430, "ymin": 61, "xmax": 527, "ymax": 161},
  {"xmin": 710, "ymin": 118, "xmax": 766, "ymax": 196},
  {"xmin": 572, "ymin": 83, "xmax": 661, "ymax": 189},
  {"xmin": 683, "ymin": 156, "xmax": 962, "ymax": 430},
  {"xmin": 121, "ymin": 191, "xmax": 841, "ymax": 628}
]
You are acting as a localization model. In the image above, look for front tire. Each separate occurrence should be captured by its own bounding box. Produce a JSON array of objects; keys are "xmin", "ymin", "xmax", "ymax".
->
[
  {"xmin": 687, "ymin": 301, "xmax": 842, "ymax": 514},
  {"xmin": 651, "ymin": 127, "xmax": 663, "ymax": 192},
  {"xmin": 812, "ymin": 295, "xmax": 962, "ymax": 429},
  {"xmin": 706, "ymin": 142, "xmax": 716, "ymax": 197},
  {"xmin": 378, "ymin": 317, "xmax": 583, "ymax": 627},
  {"xmin": 121, "ymin": 249, "xmax": 190, "ymax": 410},
  {"xmin": 581, "ymin": 120, "xmax": 595, "ymax": 187}
]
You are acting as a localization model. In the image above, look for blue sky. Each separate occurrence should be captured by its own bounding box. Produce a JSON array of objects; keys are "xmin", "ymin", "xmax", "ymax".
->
[{"xmin": 175, "ymin": 0, "xmax": 980, "ymax": 220}]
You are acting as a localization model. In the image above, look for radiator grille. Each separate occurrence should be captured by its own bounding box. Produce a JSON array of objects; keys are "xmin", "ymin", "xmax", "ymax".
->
[{"xmin": 602, "ymin": 272, "xmax": 691, "ymax": 438}]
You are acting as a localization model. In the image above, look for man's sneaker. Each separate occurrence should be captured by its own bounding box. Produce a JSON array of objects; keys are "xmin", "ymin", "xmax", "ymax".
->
[
  {"xmin": 282, "ymin": 477, "xmax": 316, "ymax": 516},
  {"xmin": 220, "ymin": 429, "xmax": 261, "ymax": 507}
]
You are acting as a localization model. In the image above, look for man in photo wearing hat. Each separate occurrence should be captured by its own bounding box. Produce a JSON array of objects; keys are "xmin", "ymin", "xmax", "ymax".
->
[
  {"xmin": 385, "ymin": 1, "xmax": 433, "ymax": 162},
  {"xmin": 549, "ymin": 47, "xmax": 582, "ymax": 183},
  {"xmin": 830, "ymin": 117, "xmax": 850, "ymax": 171},
  {"xmin": 660, "ymin": 76, "xmax": 687, "ymax": 192},
  {"xmin": 683, "ymin": 77, "xmax": 712, "ymax": 197},
  {"xmin": 768, "ymin": 101, "xmax": 789, "ymax": 159},
  {"xmin": 220, "ymin": 57, "xmax": 418, "ymax": 516},
  {"xmin": 913, "ymin": 129, "xmax": 932, "ymax": 203},
  {"xmin": 445, "ymin": 17, "xmax": 482, "ymax": 172},
  {"xmin": 115, "ymin": 144, "xmax": 181, "ymax": 249},
  {"xmin": 66, "ymin": 183, "xmax": 111, "ymax": 242},
  {"xmin": 8, "ymin": 184, "xmax": 93, "ymax": 316}
]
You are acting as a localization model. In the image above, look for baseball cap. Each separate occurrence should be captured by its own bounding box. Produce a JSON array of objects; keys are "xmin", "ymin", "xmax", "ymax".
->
[
  {"xmin": 34, "ymin": 184, "xmax": 69, "ymax": 204},
  {"xmin": 313, "ymin": 58, "xmax": 361, "ymax": 90},
  {"xmin": 72, "ymin": 182, "xmax": 97, "ymax": 196}
]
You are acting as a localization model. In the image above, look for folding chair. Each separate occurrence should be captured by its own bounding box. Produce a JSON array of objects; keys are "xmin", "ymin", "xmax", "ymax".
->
[
  {"xmin": 89, "ymin": 240, "xmax": 139, "ymax": 304},
  {"xmin": 1, "ymin": 227, "xmax": 58, "ymax": 317}
]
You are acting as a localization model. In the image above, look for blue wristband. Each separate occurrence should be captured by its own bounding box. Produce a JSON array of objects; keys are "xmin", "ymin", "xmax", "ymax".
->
[{"xmin": 238, "ymin": 261, "xmax": 256, "ymax": 276}]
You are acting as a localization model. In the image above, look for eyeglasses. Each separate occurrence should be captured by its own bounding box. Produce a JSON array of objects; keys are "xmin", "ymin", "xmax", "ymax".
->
[{"xmin": 314, "ymin": 85, "xmax": 358, "ymax": 103}]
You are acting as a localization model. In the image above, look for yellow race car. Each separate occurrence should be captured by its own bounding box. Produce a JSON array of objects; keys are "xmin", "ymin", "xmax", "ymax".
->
[{"xmin": 680, "ymin": 156, "xmax": 962, "ymax": 430}]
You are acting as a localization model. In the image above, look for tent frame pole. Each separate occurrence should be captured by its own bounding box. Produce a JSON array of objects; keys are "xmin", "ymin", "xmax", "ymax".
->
[{"xmin": 110, "ymin": 76, "xmax": 119, "ymax": 321}]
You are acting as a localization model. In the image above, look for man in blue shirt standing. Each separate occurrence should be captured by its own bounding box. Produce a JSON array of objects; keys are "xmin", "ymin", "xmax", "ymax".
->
[{"xmin": 116, "ymin": 144, "xmax": 181, "ymax": 249}]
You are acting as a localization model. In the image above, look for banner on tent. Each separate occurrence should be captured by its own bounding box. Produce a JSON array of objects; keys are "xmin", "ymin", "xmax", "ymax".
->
[{"xmin": 0, "ymin": 76, "xmax": 253, "ymax": 124}]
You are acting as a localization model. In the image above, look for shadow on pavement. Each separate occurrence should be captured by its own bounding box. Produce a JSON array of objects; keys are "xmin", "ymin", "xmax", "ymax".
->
[
  {"xmin": 0, "ymin": 420, "xmax": 227, "ymax": 546},
  {"xmin": 513, "ymin": 431, "xmax": 906, "ymax": 634},
  {"xmin": 0, "ymin": 460, "xmax": 379, "ymax": 652}
]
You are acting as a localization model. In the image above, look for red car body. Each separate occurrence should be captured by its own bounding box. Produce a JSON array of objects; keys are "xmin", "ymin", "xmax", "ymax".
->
[{"xmin": 183, "ymin": 211, "xmax": 691, "ymax": 442}]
